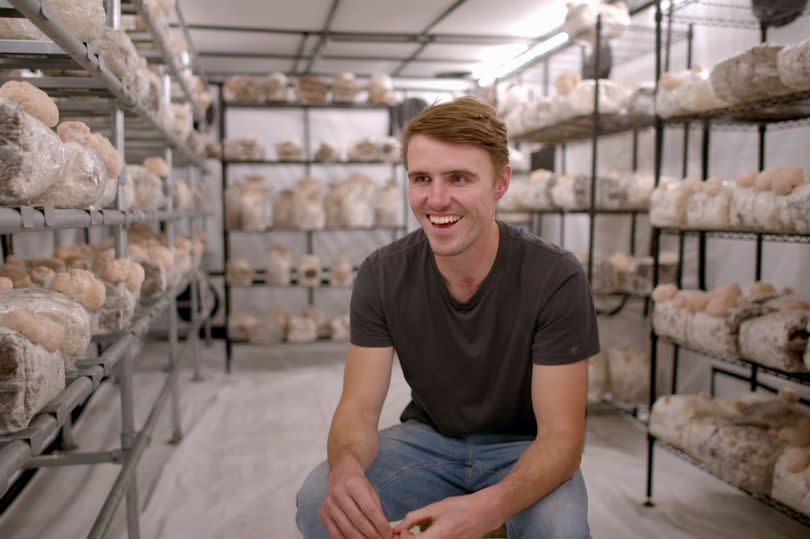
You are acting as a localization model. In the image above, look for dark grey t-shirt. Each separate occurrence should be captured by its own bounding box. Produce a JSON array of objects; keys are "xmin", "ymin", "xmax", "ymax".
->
[{"xmin": 350, "ymin": 221, "xmax": 599, "ymax": 437}]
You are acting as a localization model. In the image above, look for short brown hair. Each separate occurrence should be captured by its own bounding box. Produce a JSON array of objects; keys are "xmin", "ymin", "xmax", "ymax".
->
[{"xmin": 400, "ymin": 97, "xmax": 509, "ymax": 174}]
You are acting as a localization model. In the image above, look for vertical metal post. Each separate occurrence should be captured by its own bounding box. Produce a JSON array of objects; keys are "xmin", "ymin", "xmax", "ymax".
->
[
  {"xmin": 751, "ymin": 365, "xmax": 759, "ymax": 392},
  {"xmin": 303, "ymin": 108, "xmax": 312, "ymax": 176},
  {"xmin": 646, "ymin": 0, "xmax": 663, "ymax": 508},
  {"xmin": 162, "ymin": 71, "xmax": 182, "ymax": 444},
  {"xmin": 188, "ymin": 166, "xmax": 203, "ymax": 382},
  {"xmin": 106, "ymin": 1, "xmax": 140, "ymax": 536},
  {"xmin": 119, "ymin": 347, "xmax": 140, "ymax": 539},
  {"xmin": 542, "ymin": 59, "xmax": 550, "ymax": 97},
  {"xmin": 755, "ymin": 124, "xmax": 766, "ymax": 281},
  {"xmin": 307, "ymin": 230, "xmax": 315, "ymax": 305},
  {"xmin": 698, "ymin": 122, "xmax": 709, "ymax": 291},
  {"xmin": 586, "ymin": 15, "xmax": 602, "ymax": 285},
  {"xmin": 219, "ymin": 86, "xmax": 232, "ymax": 372},
  {"xmin": 710, "ymin": 367, "xmax": 717, "ymax": 397}
]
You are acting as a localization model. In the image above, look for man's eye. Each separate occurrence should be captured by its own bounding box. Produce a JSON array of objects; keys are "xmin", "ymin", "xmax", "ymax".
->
[
  {"xmin": 453, "ymin": 175, "xmax": 466, "ymax": 183},
  {"xmin": 414, "ymin": 176, "xmax": 429, "ymax": 183}
]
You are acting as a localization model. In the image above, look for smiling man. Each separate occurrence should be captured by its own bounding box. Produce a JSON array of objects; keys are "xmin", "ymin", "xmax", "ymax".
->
[{"xmin": 296, "ymin": 97, "xmax": 598, "ymax": 539}]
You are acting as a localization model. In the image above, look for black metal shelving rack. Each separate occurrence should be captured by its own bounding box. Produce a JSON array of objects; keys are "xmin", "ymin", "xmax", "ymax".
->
[
  {"xmin": 217, "ymin": 98, "xmax": 408, "ymax": 372},
  {"xmin": 0, "ymin": 1, "xmax": 213, "ymax": 537},
  {"xmin": 644, "ymin": 0, "xmax": 810, "ymax": 527},
  {"xmin": 505, "ymin": 9, "xmax": 690, "ymax": 319}
]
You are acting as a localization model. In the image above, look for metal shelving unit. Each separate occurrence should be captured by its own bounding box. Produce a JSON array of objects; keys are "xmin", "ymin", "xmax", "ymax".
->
[
  {"xmin": 2, "ymin": 0, "xmax": 207, "ymax": 168},
  {"xmin": 0, "ymin": 1, "xmax": 213, "ymax": 537},
  {"xmin": 218, "ymin": 97, "xmax": 409, "ymax": 372},
  {"xmin": 644, "ymin": 0, "xmax": 810, "ymax": 527},
  {"xmin": 653, "ymin": 436, "xmax": 810, "ymax": 527},
  {"xmin": 125, "ymin": 0, "xmax": 207, "ymax": 121},
  {"xmin": 502, "ymin": 13, "xmax": 684, "ymax": 310},
  {"xmin": 224, "ymin": 159, "xmax": 398, "ymax": 166}
]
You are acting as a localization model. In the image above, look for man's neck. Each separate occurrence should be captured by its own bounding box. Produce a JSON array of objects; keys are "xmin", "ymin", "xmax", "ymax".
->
[{"xmin": 434, "ymin": 221, "xmax": 500, "ymax": 302}]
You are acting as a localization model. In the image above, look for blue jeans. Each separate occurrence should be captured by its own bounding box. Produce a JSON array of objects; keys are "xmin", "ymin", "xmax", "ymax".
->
[{"xmin": 296, "ymin": 421, "xmax": 590, "ymax": 538}]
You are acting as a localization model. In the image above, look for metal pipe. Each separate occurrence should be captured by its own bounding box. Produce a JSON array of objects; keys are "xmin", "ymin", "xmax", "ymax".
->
[
  {"xmin": 117, "ymin": 348, "xmax": 140, "ymax": 539},
  {"xmin": 671, "ymin": 346, "xmax": 680, "ymax": 394},
  {"xmin": 26, "ymin": 450, "xmax": 122, "ymax": 468},
  {"xmin": 586, "ymin": 15, "xmax": 602, "ymax": 285},
  {"xmin": 162, "ymin": 71, "xmax": 183, "ymax": 442},
  {"xmin": 699, "ymin": 122, "xmax": 709, "ymax": 291},
  {"xmin": 755, "ymin": 124, "xmax": 766, "ymax": 281},
  {"xmin": 219, "ymin": 89, "xmax": 233, "ymax": 372},
  {"xmin": 130, "ymin": 0, "xmax": 203, "ymax": 119},
  {"xmin": 9, "ymin": 0, "xmax": 203, "ymax": 167},
  {"xmin": 646, "ymin": 0, "xmax": 663, "ymax": 508},
  {"xmin": 87, "ymin": 370, "xmax": 172, "ymax": 539}
]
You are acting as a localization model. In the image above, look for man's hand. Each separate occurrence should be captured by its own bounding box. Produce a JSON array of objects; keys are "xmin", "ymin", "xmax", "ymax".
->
[
  {"xmin": 320, "ymin": 459, "xmax": 393, "ymax": 539},
  {"xmin": 393, "ymin": 492, "xmax": 502, "ymax": 539}
]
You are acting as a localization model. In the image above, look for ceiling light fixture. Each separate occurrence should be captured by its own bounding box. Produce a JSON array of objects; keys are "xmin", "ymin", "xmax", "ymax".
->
[{"xmin": 473, "ymin": 31, "xmax": 569, "ymax": 86}]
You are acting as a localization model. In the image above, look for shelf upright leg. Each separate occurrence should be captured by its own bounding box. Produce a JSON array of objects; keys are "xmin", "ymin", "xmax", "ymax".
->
[
  {"xmin": 630, "ymin": 129, "xmax": 639, "ymax": 257},
  {"xmin": 118, "ymin": 345, "xmax": 141, "ymax": 539},
  {"xmin": 698, "ymin": 122, "xmax": 710, "ymax": 291},
  {"xmin": 586, "ymin": 15, "xmax": 602, "ymax": 286},
  {"xmin": 189, "ymin": 166, "xmax": 203, "ymax": 382},
  {"xmin": 307, "ymin": 230, "xmax": 315, "ymax": 306},
  {"xmin": 104, "ymin": 1, "xmax": 140, "ymax": 534},
  {"xmin": 755, "ymin": 123, "xmax": 766, "ymax": 281},
  {"xmin": 162, "ymin": 71, "xmax": 183, "ymax": 445},
  {"xmin": 646, "ymin": 0, "xmax": 664, "ymax": 508},
  {"xmin": 218, "ymin": 90, "xmax": 232, "ymax": 372}
]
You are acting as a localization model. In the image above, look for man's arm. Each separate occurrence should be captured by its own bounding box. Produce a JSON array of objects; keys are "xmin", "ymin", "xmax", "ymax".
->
[
  {"xmin": 395, "ymin": 360, "xmax": 588, "ymax": 538},
  {"xmin": 328, "ymin": 343, "xmax": 394, "ymax": 472},
  {"xmin": 321, "ymin": 344, "xmax": 395, "ymax": 539},
  {"xmin": 485, "ymin": 360, "xmax": 588, "ymax": 521}
]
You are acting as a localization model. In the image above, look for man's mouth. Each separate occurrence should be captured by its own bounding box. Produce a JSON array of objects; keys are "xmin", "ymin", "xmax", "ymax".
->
[{"xmin": 428, "ymin": 214, "xmax": 462, "ymax": 229}]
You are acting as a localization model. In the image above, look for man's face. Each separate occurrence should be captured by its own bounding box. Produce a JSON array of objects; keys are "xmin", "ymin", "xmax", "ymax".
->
[{"xmin": 406, "ymin": 134, "xmax": 509, "ymax": 258}]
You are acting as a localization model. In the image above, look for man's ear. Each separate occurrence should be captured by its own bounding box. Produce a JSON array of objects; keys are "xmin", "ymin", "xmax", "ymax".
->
[{"xmin": 494, "ymin": 165, "xmax": 512, "ymax": 201}]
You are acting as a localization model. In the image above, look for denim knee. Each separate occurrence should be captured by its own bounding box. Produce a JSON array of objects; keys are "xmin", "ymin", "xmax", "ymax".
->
[
  {"xmin": 295, "ymin": 460, "xmax": 330, "ymax": 539},
  {"xmin": 508, "ymin": 469, "xmax": 590, "ymax": 539}
]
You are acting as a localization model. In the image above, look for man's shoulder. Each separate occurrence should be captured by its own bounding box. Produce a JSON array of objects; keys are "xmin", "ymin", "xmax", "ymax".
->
[
  {"xmin": 501, "ymin": 221, "xmax": 580, "ymax": 272},
  {"xmin": 365, "ymin": 228, "xmax": 427, "ymax": 268}
]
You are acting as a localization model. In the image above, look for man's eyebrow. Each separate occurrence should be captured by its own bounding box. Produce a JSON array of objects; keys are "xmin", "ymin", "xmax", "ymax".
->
[{"xmin": 408, "ymin": 169, "xmax": 479, "ymax": 178}]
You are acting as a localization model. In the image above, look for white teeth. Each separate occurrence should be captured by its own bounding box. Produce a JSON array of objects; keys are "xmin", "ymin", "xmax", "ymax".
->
[{"xmin": 429, "ymin": 215, "xmax": 461, "ymax": 225}]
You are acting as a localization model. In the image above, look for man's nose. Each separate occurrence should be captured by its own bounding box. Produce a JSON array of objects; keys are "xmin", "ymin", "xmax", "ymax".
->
[{"xmin": 426, "ymin": 180, "xmax": 450, "ymax": 209}]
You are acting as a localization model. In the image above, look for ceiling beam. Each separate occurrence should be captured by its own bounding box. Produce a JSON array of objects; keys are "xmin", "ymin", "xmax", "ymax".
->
[
  {"xmin": 290, "ymin": 33, "xmax": 310, "ymax": 73},
  {"xmin": 392, "ymin": 0, "xmax": 467, "ymax": 77},
  {"xmin": 176, "ymin": 23, "xmax": 530, "ymax": 46},
  {"xmin": 197, "ymin": 50, "xmax": 480, "ymax": 64},
  {"xmin": 304, "ymin": 0, "xmax": 341, "ymax": 73}
]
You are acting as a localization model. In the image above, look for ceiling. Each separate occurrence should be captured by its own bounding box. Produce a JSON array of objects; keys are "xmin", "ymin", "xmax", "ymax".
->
[{"xmin": 177, "ymin": 0, "xmax": 573, "ymax": 83}]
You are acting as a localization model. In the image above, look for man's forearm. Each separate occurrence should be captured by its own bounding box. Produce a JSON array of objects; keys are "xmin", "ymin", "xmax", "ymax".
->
[
  {"xmin": 484, "ymin": 431, "xmax": 583, "ymax": 523},
  {"xmin": 327, "ymin": 405, "xmax": 381, "ymax": 473}
]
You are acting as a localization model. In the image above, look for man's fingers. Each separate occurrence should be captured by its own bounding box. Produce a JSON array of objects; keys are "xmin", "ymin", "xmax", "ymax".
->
[
  {"xmin": 339, "ymin": 494, "xmax": 386, "ymax": 539},
  {"xmin": 395, "ymin": 506, "xmax": 433, "ymax": 534},
  {"xmin": 321, "ymin": 513, "xmax": 346, "ymax": 539},
  {"xmin": 351, "ymin": 484, "xmax": 393, "ymax": 538},
  {"xmin": 330, "ymin": 503, "xmax": 365, "ymax": 539}
]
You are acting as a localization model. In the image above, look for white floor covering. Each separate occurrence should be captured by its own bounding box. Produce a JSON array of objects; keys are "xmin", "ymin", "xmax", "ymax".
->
[{"xmin": 1, "ymin": 341, "xmax": 808, "ymax": 538}]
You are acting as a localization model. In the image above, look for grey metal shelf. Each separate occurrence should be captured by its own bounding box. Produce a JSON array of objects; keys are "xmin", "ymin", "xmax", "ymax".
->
[
  {"xmin": 223, "ymin": 159, "xmax": 398, "ymax": 166},
  {"xmin": 667, "ymin": 0, "xmax": 810, "ymax": 29},
  {"xmin": 223, "ymin": 101, "xmax": 392, "ymax": 110},
  {"xmin": 0, "ymin": 270, "xmax": 199, "ymax": 498},
  {"xmin": 227, "ymin": 224, "xmax": 406, "ymax": 234},
  {"xmin": 0, "ymin": 207, "xmax": 210, "ymax": 234},
  {"xmin": 652, "ymin": 435, "xmax": 810, "ymax": 527},
  {"xmin": 513, "ymin": 113, "xmax": 655, "ymax": 145},
  {"xmin": 657, "ymin": 227, "xmax": 810, "ymax": 244},
  {"xmin": 499, "ymin": 208, "xmax": 649, "ymax": 216},
  {"xmin": 1, "ymin": 0, "xmax": 206, "ymax": 167},
  {"xmin": 658, "ymin": 336, "xmax": 810, "ymax": 386},
  {"xmin": 664, "ymin": 89, "xmax": 810, "ymax": 126},
  {"xmin": 126, "ymin": 0, "xmax": 206, "ymax": 121}
]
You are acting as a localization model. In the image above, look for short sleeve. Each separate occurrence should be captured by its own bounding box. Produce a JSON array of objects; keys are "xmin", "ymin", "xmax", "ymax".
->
[
  {"xmin": 532, "ymin": 261, "xmax": 600, "ymax": 365},
  {"xmin": 350, "ymin": 256, "xmax": 393, "ymax": 347}
]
